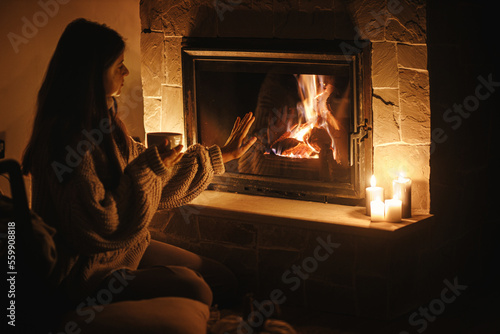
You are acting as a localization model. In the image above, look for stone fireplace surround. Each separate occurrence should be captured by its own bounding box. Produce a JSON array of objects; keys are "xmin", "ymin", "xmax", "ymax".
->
[{"xmin": 140, "ymin": 0, "xmax": 435, "ymax": 319}]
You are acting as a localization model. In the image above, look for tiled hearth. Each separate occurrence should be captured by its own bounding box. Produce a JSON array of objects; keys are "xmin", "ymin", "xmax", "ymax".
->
[{"xmin": 140, "ymin": 0, "xmax": 437, "ymax": 320}]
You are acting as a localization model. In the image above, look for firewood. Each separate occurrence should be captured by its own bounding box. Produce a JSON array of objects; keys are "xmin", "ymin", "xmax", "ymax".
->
[
  {"xmin": 271, "ymin": 137, "xmax": 301, "ymax": 154},
  {"xmin": 307, "ymin": 127, "xmax": 332, "ymax": 152}
]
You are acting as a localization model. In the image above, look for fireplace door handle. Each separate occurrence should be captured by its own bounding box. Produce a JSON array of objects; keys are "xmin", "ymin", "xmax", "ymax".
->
[{"xmin": 349, "ymin": 124, "xmax": 370, "ymax": 166}]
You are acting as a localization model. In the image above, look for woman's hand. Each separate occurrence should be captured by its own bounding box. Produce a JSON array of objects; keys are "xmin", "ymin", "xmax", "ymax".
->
[
  {"xmin": 221, "ymin": 112, "xmax": 257, "ymax": 163},
  {"xmin": 157, "ymin": 140, "xmax": 184, "ymax": 169}
]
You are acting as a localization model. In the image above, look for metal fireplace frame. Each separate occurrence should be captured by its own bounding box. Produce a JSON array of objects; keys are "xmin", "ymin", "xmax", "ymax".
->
[{"xmin": 181, "ymin": 38, "xmax": 372, "ymax": 205}]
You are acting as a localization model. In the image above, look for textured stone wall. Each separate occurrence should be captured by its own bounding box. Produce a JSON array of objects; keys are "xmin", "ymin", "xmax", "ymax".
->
[
  {"xmin": 139, "ymin": 0, "xmax": 430, "ymax": 213},
  {"xmin": 370, "ymin": 3, "xmax": 430, "ymax": 214}
]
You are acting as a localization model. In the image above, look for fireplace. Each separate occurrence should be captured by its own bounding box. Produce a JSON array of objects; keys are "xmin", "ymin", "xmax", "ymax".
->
[
  {"xmin": 181, "ymin": 39, "xmax": 371, "ymax": 204},
  {"xmin": 140, "ymin": 0, "xmax": 435, "ymax": 320},
  {"xmin": 140, "ymin": 0, "xmax": 431, "ymax": 215}
]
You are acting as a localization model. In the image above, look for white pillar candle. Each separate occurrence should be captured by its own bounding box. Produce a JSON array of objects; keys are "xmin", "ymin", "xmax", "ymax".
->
[
  {"xmin": 366, "ymin": 175, "xmax": 384, "ymax": 215},
  {"xmin": 370, "ymin": 200, "xmax": 385, "ymax": 222},
  {"xmin": 384, "ymin": 198, "xmax": 402, "ymax": 223},
  {"xmin": 393, "ymin": 175, "xmax": 412, "ymax": 218}
]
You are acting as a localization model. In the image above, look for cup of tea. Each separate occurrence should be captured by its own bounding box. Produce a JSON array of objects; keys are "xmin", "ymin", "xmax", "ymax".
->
[{"xmin": 147, "ymin": 132, "xmax": 183, "ymax": 150}]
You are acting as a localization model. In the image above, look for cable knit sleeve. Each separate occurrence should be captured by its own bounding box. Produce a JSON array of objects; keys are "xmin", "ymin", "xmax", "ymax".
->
[
  {"xmin": 129, "ymin": 136, "xmax": 147, "ymax": 157},
  {"xmin": 55, "ymin": 146, "xmax": 172, "ymax": 255},
  {"xmin": 158, "ymin": 144, "xmax": 225, "ymax": 209}
]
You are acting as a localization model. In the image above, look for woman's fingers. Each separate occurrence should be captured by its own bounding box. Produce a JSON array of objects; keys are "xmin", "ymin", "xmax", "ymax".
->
[
  {"xmin": 170, "ymin": 150, "xmax": 184, "ymax": 165},
  {"xmin": 234, "ymin": 112, "xmax": 253, "ymax": 135},
  {"xmin": 224, "ymin": 113, "xmax": 253, "ymax": 147},
  {"xmin": 241, "ymin": 113, "xmax": 255, "ymax": 136},
  {"xmin": 157, "ymin": 139, "xmax": 170, "ymax": 152},
  {"xmin": 241, "ymin": 136, "xmax": 257, "ymax": 153},
  {"xmin": 236, "ymin": 112, "xmax": 255, "ymax": 145},
  {"xmin": 224, "ymin": 116, "xmax": 240, "ymax": 146},
  {"xmin": 220, "ymin": 112, "xmax": 257, "ymax": 163},
  {"xmin": 159, "ymin": 145, "xmax": 184, "ymax": 168},
  {"xmin": 230, "ymin": 118, "xmax": 240, "ymax": 135}
]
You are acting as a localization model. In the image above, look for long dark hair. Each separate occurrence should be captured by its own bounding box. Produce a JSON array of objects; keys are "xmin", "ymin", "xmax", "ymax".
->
[{"xmin": 22, "ymin": 18, "xmax": 130, "ymax": 185}]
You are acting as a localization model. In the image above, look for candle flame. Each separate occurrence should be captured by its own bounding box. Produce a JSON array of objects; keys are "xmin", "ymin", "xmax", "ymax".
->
[
  {"xmin": 397, "ymin": 173, "xmax": 410, "ymax": 183},
  {"xmin": 397, "ymin": 172, "xmax": 409, "ymax": 183},
  {"xmin": 370, "ymin": 175, "xmax": 376, "ymax": 187}
]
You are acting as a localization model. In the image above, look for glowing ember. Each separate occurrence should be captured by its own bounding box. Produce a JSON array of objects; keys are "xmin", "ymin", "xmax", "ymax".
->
[{"xmin": 270, "ymin": 74, "xmax": 338, "ymax": 159}]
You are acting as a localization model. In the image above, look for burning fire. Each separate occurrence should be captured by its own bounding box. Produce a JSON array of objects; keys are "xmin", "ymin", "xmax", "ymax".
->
[{"xmin": 270, "ymin": 74, "xmax": 339, "ymax": 160}]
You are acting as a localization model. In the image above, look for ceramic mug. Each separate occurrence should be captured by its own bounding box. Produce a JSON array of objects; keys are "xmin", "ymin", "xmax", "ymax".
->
[{"xmin": 147, "ymin": 132, "xmax": 183, "ymax": 150}]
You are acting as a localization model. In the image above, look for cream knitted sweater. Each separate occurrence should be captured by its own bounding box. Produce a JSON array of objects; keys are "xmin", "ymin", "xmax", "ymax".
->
[{"xmin": 31, "ymin": 137, "xmax": 224, "ymax": 302}]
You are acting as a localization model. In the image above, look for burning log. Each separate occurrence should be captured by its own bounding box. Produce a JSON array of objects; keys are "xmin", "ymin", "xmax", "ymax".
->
[
  {"xmin": 271, "ymin": 137, "xmax": 300, "ymax": 154},
  {"xmin": 271, "ymin": 136, "xmax": 317, "ymax": 157},
  {"xmin": 306, "ymin": 127, "xmax": 332, "ymax": 152},
  {"xmin": 282, "ymin": 142, "xmax": 315, "ymax": 157},
  {"xmin": 271, "ymin": 125, "xmax": 334, "ymax": 158}
]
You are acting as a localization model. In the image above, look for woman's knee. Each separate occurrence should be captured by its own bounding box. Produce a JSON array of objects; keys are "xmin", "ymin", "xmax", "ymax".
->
[{"xmin": 170, "ymin": 266, "xmax": 213, "ymax": 306}]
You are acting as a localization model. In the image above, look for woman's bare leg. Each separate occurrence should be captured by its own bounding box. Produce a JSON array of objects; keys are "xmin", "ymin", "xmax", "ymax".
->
[{"xmin": 139, "ymin": 239, "xmax": 238, "ymax": 307}]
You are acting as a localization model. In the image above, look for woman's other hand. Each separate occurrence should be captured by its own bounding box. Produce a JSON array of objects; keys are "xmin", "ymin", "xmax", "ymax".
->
[
  {"xmin": 221, "ymin": 112, "xmax": 257, "ymax": 163},
  {"xmin": 158, "ymin": 140, "xmax": 184, "ymax": 168}
]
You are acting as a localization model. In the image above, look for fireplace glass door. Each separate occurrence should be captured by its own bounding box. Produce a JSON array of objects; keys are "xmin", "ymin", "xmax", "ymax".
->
[{"xmin": 182, "ymin": 40, "xmax": 371, "ymax": 204}]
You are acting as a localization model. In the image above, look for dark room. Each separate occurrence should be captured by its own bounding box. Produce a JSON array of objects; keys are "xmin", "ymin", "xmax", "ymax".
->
[{"xmin": 0, "ymin": 0, "xmax": 497, "ymax": 333}]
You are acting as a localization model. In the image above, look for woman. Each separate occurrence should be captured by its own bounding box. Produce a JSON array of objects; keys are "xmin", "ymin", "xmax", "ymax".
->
[{"xmin": 22, "ymin": 18, "xmax": 256, "ymax": 315}]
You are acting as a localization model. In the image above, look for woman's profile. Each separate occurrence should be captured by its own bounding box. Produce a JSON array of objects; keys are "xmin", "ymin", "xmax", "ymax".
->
[{"xmin": 21, "ymin": 17, "xmax": 256, "ymax": 328}]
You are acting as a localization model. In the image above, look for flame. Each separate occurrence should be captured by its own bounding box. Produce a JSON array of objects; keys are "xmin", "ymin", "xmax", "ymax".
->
[
  {"xmin": 398, "ymin": 172, "xmax": 405, "ymax": 182},
  {"xmin": 370, "ymin": 175, "xmax": 376, "ymax": 187},
  {"xmin": 297, "ymin": 74, "xmax": 321, "ymax": 122},
  {"xmin": 397, "ymin": 173, "xmax": 410, "ymax": 183},
  {"xmin": 293, "ymin": 123, "xmax": 314, "ymax": 142},
  {"xmin": 272, "ymin": 74, "xmax": 337, "ymax": 159}
]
